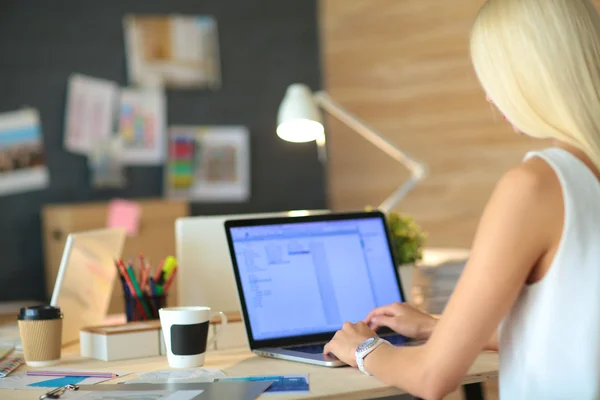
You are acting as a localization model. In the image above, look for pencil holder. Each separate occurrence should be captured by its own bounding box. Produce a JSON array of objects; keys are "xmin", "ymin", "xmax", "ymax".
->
[{"xmin": 124, "ymin": 294, "xmax": 167, "ymax": 322}]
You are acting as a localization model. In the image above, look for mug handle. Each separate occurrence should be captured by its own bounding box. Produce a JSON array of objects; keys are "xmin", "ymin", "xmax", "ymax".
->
[{"xmin": 207, "ymin": 311, "xmax": 228, "ymax": 349}]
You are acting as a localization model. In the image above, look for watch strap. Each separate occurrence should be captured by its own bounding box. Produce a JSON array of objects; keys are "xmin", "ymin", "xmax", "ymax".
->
[{"xmin": 356, "ymin": 337, "xmax": 388, "ymax": 375}]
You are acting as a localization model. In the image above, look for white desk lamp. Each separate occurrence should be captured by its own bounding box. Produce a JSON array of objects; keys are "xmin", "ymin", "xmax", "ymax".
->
[{"xmin": 277, "ymin": 83, "xmax": 428, "ymax": 212}]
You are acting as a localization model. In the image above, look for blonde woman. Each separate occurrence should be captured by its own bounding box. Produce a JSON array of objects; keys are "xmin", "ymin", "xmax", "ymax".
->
[{"xmin": 324, "ymin": 0, "xmax": 600, "ymax": 398}]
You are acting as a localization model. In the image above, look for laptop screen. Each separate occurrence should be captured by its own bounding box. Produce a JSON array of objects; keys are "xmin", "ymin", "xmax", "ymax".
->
[{"xmin": 228, "ymin": 215, "xmax": 403, "ymax": 341}]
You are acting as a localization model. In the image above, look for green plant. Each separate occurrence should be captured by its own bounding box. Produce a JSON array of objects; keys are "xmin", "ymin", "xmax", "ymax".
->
[{"xmin": 385, "ymin": 211, "xmax": 427, "ymax": 265}]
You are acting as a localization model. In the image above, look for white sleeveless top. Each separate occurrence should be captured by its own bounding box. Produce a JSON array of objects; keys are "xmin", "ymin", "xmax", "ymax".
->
[{"xmin": 499, "ymin": 147, "xmax": 600, "ymax": 399}]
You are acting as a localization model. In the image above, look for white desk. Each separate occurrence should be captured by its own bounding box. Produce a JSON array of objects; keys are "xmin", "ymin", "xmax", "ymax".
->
[
  {"xmin": 0, "ymin": 345, "xmax": 498, "ymax": 400},
  {"xmin": 0, "ymin": 248, "xmax": 490, "ymax": 399}
]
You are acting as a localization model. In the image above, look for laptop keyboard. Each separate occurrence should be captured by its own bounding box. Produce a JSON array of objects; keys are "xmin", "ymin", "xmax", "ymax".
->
[{"xmin": 286, "ymin": 334, "xmax": 409, "ymax": 354}]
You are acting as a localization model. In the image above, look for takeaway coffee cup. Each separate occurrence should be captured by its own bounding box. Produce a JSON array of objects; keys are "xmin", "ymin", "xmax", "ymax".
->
[
  {"xmin": 159, "ymin": 306, "xmax": 227, "ymax": 368},
  {"xmin": 18, "ymin": 305, "xmax": 63, "ymax": 367}
]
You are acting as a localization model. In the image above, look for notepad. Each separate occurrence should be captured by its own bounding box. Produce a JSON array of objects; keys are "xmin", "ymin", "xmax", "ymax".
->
[{"xmin": 0, "ymin": 356, "xmax": 22, "ymax": 378}]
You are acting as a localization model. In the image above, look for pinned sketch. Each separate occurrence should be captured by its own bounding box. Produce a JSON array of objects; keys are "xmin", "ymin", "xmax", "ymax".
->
[
  {"xmin": 124, "ymin": 14, "xmax": 221, "ymax": 89},
  {"xmin": 64, "ymin": 74, "xmax": 119, "ymax": 154},
  {"xmin": 117, "ymin": 87, "xmax": 166, "ymax": 165},
  {"xmin": 165, "ymin": 126, "xmax": 250, "ymax": 202},
  {"xmin": 0, "ymin": 109, "xmax": 49, "ymax": 196}
]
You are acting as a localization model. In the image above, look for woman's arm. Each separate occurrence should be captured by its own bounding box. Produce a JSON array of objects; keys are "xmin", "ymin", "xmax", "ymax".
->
[
  {"xmin": 485, "ymin": 330, "xmax": 499, "ymax": 352},
  {"xmin": 365, "ymin": 304, "xmax": 499, "ymax": 350},
  {"xmin": 366, "ymin": 163, "xmax": 556, "ymax": 398},
  {"xmin": 326, "ymin": 160, "xmax": 559, "ymax": 399}
]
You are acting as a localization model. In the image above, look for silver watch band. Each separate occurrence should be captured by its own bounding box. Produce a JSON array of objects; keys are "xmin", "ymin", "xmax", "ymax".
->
[{"xmin": 356, "ymin": 337, "xmax": 388, "ymax": 375}]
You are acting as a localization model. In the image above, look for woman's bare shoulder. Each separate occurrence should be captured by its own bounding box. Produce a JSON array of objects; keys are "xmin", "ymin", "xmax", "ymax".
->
[{"xmin": 499, "ymin": 155, "xmax": 561, "ymax": 199}]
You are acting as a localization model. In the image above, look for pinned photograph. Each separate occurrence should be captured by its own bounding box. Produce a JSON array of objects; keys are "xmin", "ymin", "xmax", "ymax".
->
[
  {"xmin": 0, "ymin": 109, "xmax": 49, "ymax": 196},
  {"xmin": 165, "ymin": 126, "xmax": 250, "ymax": 202},
  {"xmin": 124, "ymin": 14, "xmax": 221, "ymax": 89}
]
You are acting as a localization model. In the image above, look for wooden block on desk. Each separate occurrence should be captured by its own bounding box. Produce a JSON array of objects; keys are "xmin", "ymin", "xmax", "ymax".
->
[
  {"xmin": 80, "ymin": 321, "xmax": 163, "ymax": 361},
  {"xmin": 42, "ymin": 199, "xmax": 189, "ymax": 315}
]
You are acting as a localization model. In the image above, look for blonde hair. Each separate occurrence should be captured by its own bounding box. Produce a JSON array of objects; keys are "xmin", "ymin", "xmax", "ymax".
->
[{"xmin": 470, "ymin": 0, "xmax": 600, "ymax": 169}]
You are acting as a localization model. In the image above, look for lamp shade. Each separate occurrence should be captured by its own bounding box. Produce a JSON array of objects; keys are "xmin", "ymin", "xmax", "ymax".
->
[{"xmin": 277, "ymin": 84, "xmax": 324, "ymax": 143}]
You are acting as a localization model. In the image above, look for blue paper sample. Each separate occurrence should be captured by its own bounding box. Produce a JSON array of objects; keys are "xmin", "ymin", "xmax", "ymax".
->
[
  {"xmin": 28, "ymin": 375, "xmax": 88, "ymax": 388},
  {"xmin": 218, "ymin": 374, "xmax": 309, "ymax": 392}
]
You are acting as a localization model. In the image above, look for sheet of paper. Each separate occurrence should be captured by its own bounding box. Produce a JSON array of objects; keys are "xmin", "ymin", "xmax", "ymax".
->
[
  {"xmin": 117, "ymin": 87, "xmax": 166, "ymax": 165},
  {"xmin": 64, "ymin": 74, "xmax": 119, "ymax": 155},
  {"xmin": 107, "ymin": 199, "xmax": 141, "ymax": 236},
  {"xmin": 165, "ymin": 126, "xmax": 250, "ymax": 202},
  {"xmin": 124, "ymin": 368, "xmax": 226, "ymax": 384},
  {"xmin": 218, "ymin": 374, "xmax": 309, "ymax": 393},
  {"xmin": 70, "ymin": 390, "xmax": 203, "ymax": 400},
  {"xmin": 0, "ymin": 108, "xmax": 50, "ymax": 197},
  {"xmin": 0, "ymin": 369, "xmax": 129, "ymax": 390},
  {"xmin": 124, "ymin": 14, "xmax": 221, "ymax": 89}
]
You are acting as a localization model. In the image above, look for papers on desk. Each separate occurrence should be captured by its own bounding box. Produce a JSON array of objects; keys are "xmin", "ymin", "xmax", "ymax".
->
[
  {"xmin": 78, "ymin": 381, "xmax": 273, "ymax": 400},
  {"xmin": 0, "ymin": 369, "xmax": 130, "ymax": 390},
  {"xmin": 218, "ymin": 374, "xmax": 310, "ymax": 393},
  {"xmin": 69, "ymin": 390, "xmax": 204, "ymax": 400},
  {"xmin": 124, "ymin": 368, "xmax": 226, "ymax": 384},
  {"xmin": 413, "ymin": 260, "xmax": 466, "ymax": 314}
]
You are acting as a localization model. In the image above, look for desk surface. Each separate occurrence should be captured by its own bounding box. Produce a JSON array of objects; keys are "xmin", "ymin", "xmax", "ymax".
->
[
  {"xmin": 0, "ymin": 345, "xmax": 498, "ymax": 400},
  {"xmin": 0, "ymin": 248, "xmax": 488, "ymax": 399}
]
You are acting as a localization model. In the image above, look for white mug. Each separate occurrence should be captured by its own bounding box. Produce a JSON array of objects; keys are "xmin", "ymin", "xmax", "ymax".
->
[{"xmin": 158, "ymin": 306, "xmax": 228, "ymax": 368}]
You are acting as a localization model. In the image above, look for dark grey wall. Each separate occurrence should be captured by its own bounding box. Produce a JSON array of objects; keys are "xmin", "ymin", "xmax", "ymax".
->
[{"xmin": 0, "ymin": 0, "xmax": 325, "ymax": 301}]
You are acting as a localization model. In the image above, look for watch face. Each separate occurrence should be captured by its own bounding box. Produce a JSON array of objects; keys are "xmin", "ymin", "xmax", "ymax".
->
[{"xmin": 357, "ymin": 337, "xmax": 376, "ymax": 353}]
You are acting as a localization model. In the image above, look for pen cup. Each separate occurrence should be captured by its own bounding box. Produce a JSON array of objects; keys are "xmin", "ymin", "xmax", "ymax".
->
[{"xmin": 124, "ymin": 294, "xmax": 167, "ymax": 322}]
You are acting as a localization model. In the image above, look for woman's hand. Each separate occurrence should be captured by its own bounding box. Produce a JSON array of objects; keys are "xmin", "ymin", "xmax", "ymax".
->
[
  {"xmin": 364, "ymin": 302, "xmax": 437, "ymax": 340},
  {"xmin": 323, "ymin": 322, "xmax": 378, "ymax": 367}
]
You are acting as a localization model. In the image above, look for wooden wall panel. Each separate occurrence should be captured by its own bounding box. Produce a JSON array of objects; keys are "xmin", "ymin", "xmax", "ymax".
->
[{"xmin": 319, "ymin": 0, "xmax": 542, "ymax": 247}]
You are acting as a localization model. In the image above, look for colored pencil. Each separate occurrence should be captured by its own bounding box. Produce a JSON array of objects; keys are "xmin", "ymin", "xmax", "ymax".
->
[
  {"xmin": 27, "ymin": 371, "xmax": 118, "ymax": 378},
  {"xmin": 118, "ymin": 260, "xmax": 136, "ymax": 296},
  {"xmin": 162, "ymin": 267, "xmax": 178, "ymax": 293},
  {"xmin": 126, "ymin": 266, "xmax": 151, "ymax": 319}
]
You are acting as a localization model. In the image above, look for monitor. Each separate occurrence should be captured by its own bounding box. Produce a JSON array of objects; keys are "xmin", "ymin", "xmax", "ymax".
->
[{"xmin": 175, "ymin": 210, "xmax": 329, "ymax": 313}]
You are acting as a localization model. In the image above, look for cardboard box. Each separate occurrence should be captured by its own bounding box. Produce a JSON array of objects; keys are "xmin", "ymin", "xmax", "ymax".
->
[{"xmin": 42, "ymin": 199, "xmax": 189, "ymax": 315}]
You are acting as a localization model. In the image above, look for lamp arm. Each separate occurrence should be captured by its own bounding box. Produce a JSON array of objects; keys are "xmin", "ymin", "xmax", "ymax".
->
[{"xmin": 313, "ymin": 90, "xmax": 428, "ymax": 212}]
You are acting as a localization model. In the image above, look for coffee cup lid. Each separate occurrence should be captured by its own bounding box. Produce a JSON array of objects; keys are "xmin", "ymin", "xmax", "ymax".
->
[{"xmin": 18, "ymin": 305, "xmax": 63, "ymax": 321}]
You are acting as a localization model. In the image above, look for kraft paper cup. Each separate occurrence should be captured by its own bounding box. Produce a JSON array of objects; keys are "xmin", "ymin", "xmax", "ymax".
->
[{"xmin": 18, "ymin": 305, "xmax": 63, "ymax": 367}]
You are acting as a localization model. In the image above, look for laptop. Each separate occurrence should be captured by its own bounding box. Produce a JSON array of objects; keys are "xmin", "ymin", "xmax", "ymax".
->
[
  {"xmin": 224, "ymin": 210, "xmax": 416, "ymax": 367},
  {"xmin": 50, "ymin": 228, "xmax": 126, "ymax": 345}
]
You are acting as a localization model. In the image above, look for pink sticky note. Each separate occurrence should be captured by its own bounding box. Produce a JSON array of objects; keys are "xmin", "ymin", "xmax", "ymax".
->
[{"xmin": 107, "ymin": 199, "xmax": 141, "ymax": 236}]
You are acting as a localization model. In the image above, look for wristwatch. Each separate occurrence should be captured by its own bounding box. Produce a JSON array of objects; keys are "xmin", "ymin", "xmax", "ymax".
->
[{"xmin": 355, "ymin": 336, "xmax": 389, "ymax": 375}]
